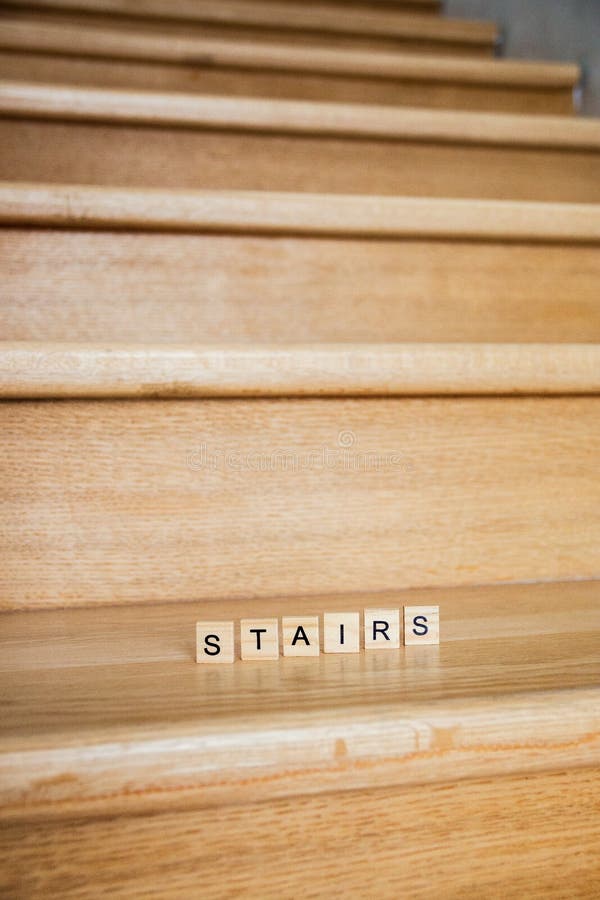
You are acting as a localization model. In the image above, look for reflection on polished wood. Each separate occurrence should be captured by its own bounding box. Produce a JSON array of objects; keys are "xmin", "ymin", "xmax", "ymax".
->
[{"xmin": 1, "ymin": 580, "xmax": 599, "ymax": 822}]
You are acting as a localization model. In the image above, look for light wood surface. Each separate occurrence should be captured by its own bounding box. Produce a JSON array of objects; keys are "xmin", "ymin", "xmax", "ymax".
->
[
  {"xmin": 2, "ymin": 99, "xmax": 598, "ymax": 201},
  {"xmin": 0, "ymin": 0, "xmax": 497, "ymax": 48},
  {"xmin": 1, "ymin": 388, "xmax": 599, "ymax": 607},
  {"xmin": 0, "ymin": 35, "xmax": 567, "ymax": 90},
  {"xmin": 5, "ymin": 187, "xmax": 600, "ymax": 345},
  {"xmin": 6, "ymin": 227, "xmax": 600, "ymax": 343},
  {"xmin": 4, "ymin": 183, "xmax": 600, "ymax": 239},
  {"xmin": 1, "ymin": 1, "xmax": 597, "ymax": 893},
  {"xmin": 0, "ymin": 9, "xmax": 494, "ymax": 56},
  {"xmin": 0, "ymin": 30, "xmax": 575, "ymax": 111},
  {"xmin": 1, "ymin": 581, "xmax": 599, "ymax": 822},
  {"xmin": 2, "ymin": 768, "xmax": 598, "ymax": 898},
  {"xmin": 0, "ymin": 51, "xmax": 573, "ymax": 112},
  {"xmin": 0, "ymin": 80, "xmax": 595, "ymax": 146},
  {"xmin": 2, "ymin": 342, "xmax": 600, "ymax": 397},
  {"xmin": 0, "ymin": 30, "xmax": 574, "ymax": 93},
  {"xmin": 2, "ymin": 583, "xmax": 598, "ymax": 894}
]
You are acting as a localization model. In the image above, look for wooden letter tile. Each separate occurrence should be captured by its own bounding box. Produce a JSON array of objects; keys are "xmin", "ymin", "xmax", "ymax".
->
[
  {"xmin": 323, "ymin": 612, "xmax": 360, "ymax": 653},
  {"xmin": 403, "ymin": 606, "xmax": 440, "ymax": 645},
  {"xmin": 240, "ymin": 618, "xmax": 279, "ymax": 660},
  {"xmin": 364, "ymin": 608, "xmax": 400, "ymax": 650},
  {"xmin": 196, "ymin": 621, "xmax": 235, "ymax": 664},
  {"xmin": 282, "ymin": 616, "xmax": 320, "ymax": 657}
]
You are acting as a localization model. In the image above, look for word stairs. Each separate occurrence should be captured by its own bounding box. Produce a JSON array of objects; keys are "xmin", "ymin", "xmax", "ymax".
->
[{"xmin": 197, "ymin": 606, "xmax": 440, "ymax": 661}]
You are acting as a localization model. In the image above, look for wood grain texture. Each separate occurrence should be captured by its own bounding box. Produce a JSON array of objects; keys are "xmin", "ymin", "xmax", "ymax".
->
[
  {"xmin": 0, "ymin": 35, "xmax": 564, "ymax": 87},
  {"xmin": 3, "ymin": 118, "xmax": 600, "ymax": 202},
  {"xmin": 5, "ymin": 187, "xmax": 600, "ymax": 346},
  {"xmin": 2, "ymin": 769, "xmax": 599, "ymax": 898},
  {"xmin": 0, "ymin": 10, "xmax": 493, "ymax": 56},
  {"xmin": 0, "ymin": 48, "xmax": 575, "ymax": 111},
  {"xmin": 0, "ymin": 29, "xmax": 514, "ymax": 84},
  {"xmin": 1, "ymin": 393, "xmax": 599, "ymax": 607},
  {"xmin": 1, "ymin": 81, "xmax": 592, "ymax": 147},
  {"xmin": 5, "ymin": 227, "xmax": 600, "ymax": 343},
  {"xmin": 2, "ymin": 343, "xmax": 600, "ymax": 397},
  {"xmin": 1, "ymin": 581, "xmax": 599, "ymax": 822},
  {"xmin": 0, "ymin": 0, "xmax": 498, "ymax": 48},
  {"xmin": 5, "ymin": 183, "xmax": 600, "ymax": 239}
]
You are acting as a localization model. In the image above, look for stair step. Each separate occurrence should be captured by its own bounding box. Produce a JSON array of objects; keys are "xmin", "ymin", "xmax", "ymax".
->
[
  {"xmin": 0, "ymin": 31, "xmax": 576, "ymax": 113},
  {"xmin": 3, "ymin": 342, "xmax": 600, "ymax": 398},
  {"xmin": 0, "ymin": 0, "xmax": 498, "ymax": 61},
  {"xmin": 0, "ymin": 1, "xmax": 496, "ymax": 56},
  {"xmin": 3, "ymin": 185, "xmax": 600, "ymax": 343},
  {"xmin": 0, "ymin": 85, "xmax": 595, "ymax": 202},
  {"xmin": 1, "ymin": 341, "xmax": 599, "ymax": 607},
  {"xmin": 3, "ymin": 769, "xmax": 598, "ymax": 897},
  {"xmin": 1, "ymin": 583, "xmax": 598, "ymax": 853}
]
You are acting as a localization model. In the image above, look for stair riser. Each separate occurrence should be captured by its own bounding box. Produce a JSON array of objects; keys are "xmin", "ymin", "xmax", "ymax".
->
[
  {"xmin": 2, "ymin": 121, "xmax": 598, "ymax": 201},
  {"xmin": 0, "ymin": 53, "xmax": 571, "ymax": 112},
  {"xmin": 2, "ymin": 396, "xmax": 599, "ymax": 608},
  {"xmin": 4, "ymin": 229, "xmax": 600, "ymax": 342}
]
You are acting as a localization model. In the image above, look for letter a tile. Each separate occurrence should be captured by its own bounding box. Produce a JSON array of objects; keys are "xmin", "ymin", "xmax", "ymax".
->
[{"xmin": 282, "ymin": 616, "xmax": 320, "ymax": 656}]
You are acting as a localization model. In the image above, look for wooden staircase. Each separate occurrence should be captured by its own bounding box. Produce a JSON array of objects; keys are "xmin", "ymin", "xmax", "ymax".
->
[{"xmin": 1, "ymin": 0, "xmax": 599, "ymax": 896}]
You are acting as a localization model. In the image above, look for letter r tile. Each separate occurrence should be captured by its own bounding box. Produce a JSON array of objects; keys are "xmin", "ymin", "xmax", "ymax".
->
[{"xmin": 364, "ymin": 608, "xmax": 400, "ymax": 650}]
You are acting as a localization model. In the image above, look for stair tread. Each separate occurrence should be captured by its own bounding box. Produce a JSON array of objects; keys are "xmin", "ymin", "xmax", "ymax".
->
[
  {"xmin": 2, "ymin": 341, "xmax": 600, "ymax": 397},
  {"xmin": 0, "ymin": 1, "xmax": 497, "ymax": 45},
  {"xmin": 1, "ymin": 81, "xmax": 593, "ymax": 146},
  {"xmin": 0, "ymin": 30, "xmax": 576, "ymax": 87},
  {"xmin": 1, "ymin": 580, "xmax": 599, "ymax": 821},
  {"xmin": 5, "ymin": 182, "xmax": 600, "ymax": 236}
]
